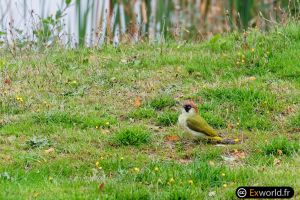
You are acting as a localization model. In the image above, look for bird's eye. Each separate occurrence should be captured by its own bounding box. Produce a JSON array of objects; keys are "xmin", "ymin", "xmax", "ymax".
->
[{"xmin": 184, "ymin": 105, "xmax": 192, "ymax": 112}]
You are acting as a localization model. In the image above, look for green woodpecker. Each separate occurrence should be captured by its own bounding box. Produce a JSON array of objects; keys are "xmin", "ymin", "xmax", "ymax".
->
[{"xmin": 178, "ymin": 100, "xmax": 236, "ymax": 144}]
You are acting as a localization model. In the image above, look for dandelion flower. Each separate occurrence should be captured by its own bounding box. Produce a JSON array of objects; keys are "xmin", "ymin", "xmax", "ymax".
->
[
  {"xmin": 188, "ymin": 180, "xmax": 193, "ymax": 185},
  {"xmin": 242, "ymin": 59, "xmax": 245, "ymax": 63},
  {"xmin": 105, "ymin": 122, "xmax": 110, "ymax": 125},
  {"xmin": 96, "ymin": 161, "xmax": 100, "ymax": 167},
  {"xmin": 154, "ymin": 167, "xmax": 159, "ymax": 172},
  {"xmin": 96, "ymin": 126, "xmax": 99, "ymax": 129},
  {"xmin": 120, "ymin": 156, "xmax": 124, "ymax": 160},
  {"xmin": 134, "ymin": 167, "xmax": 140, "ymax": 172},
  {"xmin": 48, "ymin": 176, "xmax": 53, "ymax": 181},
  {"xmin": 221, "ymin": 173, "xmax": 226, "ymax": 176},
  {"xmin": 223, "ymin": 184, "xmax": 227, "ymax": 188},
  {"xmin": 251, "ymin": 48, "xmax": 255, "ymax": 52}
]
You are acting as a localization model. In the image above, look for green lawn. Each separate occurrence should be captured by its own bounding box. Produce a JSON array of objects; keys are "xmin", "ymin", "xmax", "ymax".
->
[{"xmin": 1, "ymin": 22, "xmax": 300, "ymax": 199}]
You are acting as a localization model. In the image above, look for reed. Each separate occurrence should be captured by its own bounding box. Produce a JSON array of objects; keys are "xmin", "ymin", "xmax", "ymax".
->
[{"xmin": 0, "ymin": 0, "xmax": 296, "ymax": 47}]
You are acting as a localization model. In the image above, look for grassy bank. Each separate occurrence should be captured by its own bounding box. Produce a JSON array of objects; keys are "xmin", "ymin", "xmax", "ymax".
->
[{"xmin": 0, "ymin": 22, "xmax": 300, "ymax": 199}]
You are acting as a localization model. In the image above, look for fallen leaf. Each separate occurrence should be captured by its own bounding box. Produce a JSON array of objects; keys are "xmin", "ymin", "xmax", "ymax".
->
[
  {"xmin": 273, "ymin": 158, "xmax": 281, "ymax": 166},
  {"xmin": 227, "ymin": 123, "xmax": 234, "ymax": 129},
  {"xmin": 233, "ymin": 151, "xmax": 246, "ymax": 159},
  {"xmin": 44, "ymin": 148, "xmax": 55, "ymax": 154},
  {"xmin": 247, "ymin": 76, "xmax": 256, "ymax": 81},
  {"xmin": 4, "ymin": 79, "xmax": 12, "ymax": 85},
  {"xmin": 134, "ymin": 96, "xmax": 142, "ymax": 108},
  {"xmin": 164, "ymin": 135, "xmax": 179, "ymax": 142},
  {"xmin": 98, "ymin": 183, "xmax": 105, "ymax": 191}
]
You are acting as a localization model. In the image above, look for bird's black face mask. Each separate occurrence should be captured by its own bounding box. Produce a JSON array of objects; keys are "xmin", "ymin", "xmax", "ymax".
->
[{"xmin": 183, "ymin": 104, "xmax": 192, "ymax": 112}]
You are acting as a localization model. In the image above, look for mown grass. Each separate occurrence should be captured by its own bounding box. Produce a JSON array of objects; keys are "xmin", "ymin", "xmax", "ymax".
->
[{"xmin": 0, "ymin": 22, "xmax": 300, "ymax": 199}]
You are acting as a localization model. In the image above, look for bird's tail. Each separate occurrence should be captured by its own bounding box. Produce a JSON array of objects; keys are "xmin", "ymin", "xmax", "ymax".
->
[
  {"xmin": 210, "ymin": 136, "xmax": 239, "ymax": 144},
  {"xmin": 220, "ymin": 138, "xmax": 239, "ymax": 144}
]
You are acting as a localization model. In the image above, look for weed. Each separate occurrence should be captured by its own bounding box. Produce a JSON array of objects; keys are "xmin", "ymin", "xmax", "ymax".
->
[
  {"xmin": 150, "ymin": 96, "xmax": 176, "ymax": 110},
  {"xmin": 113, "ymin": 126, "xmax": 151, "ymax": 146},
  {"xmin": 26, "ymin": 137, "xmax": 51, "ymax": 149},
  {"xmin": 128, "ymin": 107, "xmax": 156, "ymax": 119}
]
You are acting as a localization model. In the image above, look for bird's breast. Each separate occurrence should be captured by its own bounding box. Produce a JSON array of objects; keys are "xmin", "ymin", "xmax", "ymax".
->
[
  {"xmin": 178, "ymin": 113, "xmax": 207, "ymax": 138},
  {"xmin": 178, "ymin": 114, "xmax": 187, "ymax": 127}
]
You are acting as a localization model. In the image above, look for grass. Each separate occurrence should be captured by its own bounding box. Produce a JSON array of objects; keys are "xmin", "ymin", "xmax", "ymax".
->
[
  {"xmin": 113, "ymin": 126, "xmax": 151, "ymax": 146},
  {"xmin": 0, "ymin": 22, "xmax": 300, "ymax": 199},
  {"xmin": 259, "ymin": 136, "xmax": 299, "ymax": 156},
  {"xmin": 157, "ymin": 112, "xmax": 179, "ymax": 127}
]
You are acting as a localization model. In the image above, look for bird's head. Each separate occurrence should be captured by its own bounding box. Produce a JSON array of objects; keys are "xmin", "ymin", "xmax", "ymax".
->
[{"xmin": 182, "ymin": 100, "xmax": 198, "ymax": 115}]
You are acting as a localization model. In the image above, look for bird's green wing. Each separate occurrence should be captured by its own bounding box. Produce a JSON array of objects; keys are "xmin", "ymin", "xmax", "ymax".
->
[{"xmin": 186, "ymin": 115, "xmax": 218, "ymax": 137}]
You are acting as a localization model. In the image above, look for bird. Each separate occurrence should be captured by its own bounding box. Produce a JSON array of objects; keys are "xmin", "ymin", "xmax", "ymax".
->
[{"xmin": 178, "ymin": 100, "xmax": 237, "ymax": 144}]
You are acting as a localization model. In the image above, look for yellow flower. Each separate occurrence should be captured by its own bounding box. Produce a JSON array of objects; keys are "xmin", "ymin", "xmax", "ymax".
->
[
  {"xmin": 221, "ymin": 173, "xmax": 226, "ymax": 176},
  {"xmin": 134, "ymin": 167, "xmax": 140, "ymax": 172},
  {"xmin": 188, "ymin": 180, "xmax": 193, "ymax": 185},
  {"xmin": 251, "ymin": 48, "xmax": 255, "ymax": 52},
  {"xmin": 236, "ymin": 61, "xmax": 240, "ymax": 65},
  {"xmin": 234, "ymin": 138, "xmax": 239, "ymax": 143},
  {"xmin": 48, "ymin": 176, "xmax": 53, "ymax": 181},
  {"xmin": 223, "ymin": 184, "xmax": 228, "ymax": 188},
  {"xmin": 169, "ymin": 178, "xmax": 175, "ymax": 183},
  {"xmin": 242, "ymin": 59, "xmax": 245, "ymax": 63},
  {"xmin": 71, "ymin": 80, "xmax": 77, "ymax": 84},
  {"xmin": 105, "ymin": 122, "xmax": 110, "ymax": 125},
  {"xmin": 120, "ymin": 156, "xmax": 124, "ymax": 160},
  {"xmin": 96, "ymin": 161, "xmax": 100, "ymax": 167},
  {"xmin": 95, "ymin": 126, "xmax": 99, "ymax": 129},
  {"xmin": 154, "ymin": 167, "xmax": 159, "ymax": 172}
]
